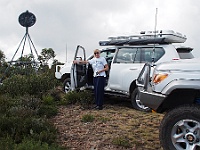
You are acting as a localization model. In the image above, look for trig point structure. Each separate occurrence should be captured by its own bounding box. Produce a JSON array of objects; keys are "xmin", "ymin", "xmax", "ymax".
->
[{"xmin": 10, "ymin": 10, "xmax": 40, "ymax": 67}]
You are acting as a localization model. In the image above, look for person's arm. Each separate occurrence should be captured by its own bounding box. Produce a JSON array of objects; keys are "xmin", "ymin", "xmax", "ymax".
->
[
  {"xmin": 73, "ymin": 60, "xmax": 88, "ymax": 64},
  {"xmin": 97, "ymin": 64, "xmax": 109, "ymax": 74}
]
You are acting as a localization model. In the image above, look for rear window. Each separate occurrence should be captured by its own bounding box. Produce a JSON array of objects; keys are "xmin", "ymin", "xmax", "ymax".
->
[
  {"xmin": 176, "ymin": 47, "xmax": 194, "ymax": 59},
  {"xmin": 178, "ymin": 51, "xmax": 194, "ymax": 59}
]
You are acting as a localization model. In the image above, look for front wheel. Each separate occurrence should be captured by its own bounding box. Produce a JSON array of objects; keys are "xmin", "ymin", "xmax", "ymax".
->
[
  {"xmin": 160, "ymin": 105, "xmax": 200, "ymax": 150},
  {"xmin": 63, "ymin": 78, "xmax": 71, "ymax": 93},
  {"xmin": 131, "ymin": 88, "xmax": 151, "ymax": 112}
]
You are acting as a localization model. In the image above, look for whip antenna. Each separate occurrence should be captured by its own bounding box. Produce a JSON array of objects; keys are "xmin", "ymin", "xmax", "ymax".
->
[
  {"xmin": 152, "ymin": 8, "xmax": 158, "ymax": 64},
  {"xmin": 154, "ymin": 8, "xmax": 158, "ymax": 35},
  {"xmin": 66, "ymin": 43, "xmax": 68, "ymax": 62}
]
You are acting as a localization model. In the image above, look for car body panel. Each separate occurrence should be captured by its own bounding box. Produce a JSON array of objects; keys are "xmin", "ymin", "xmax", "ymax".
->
[
  {"xmin": 152, "ymin": 58, "xmax": 200, "ymax": 93},
  {"xmin": 138, "ymin": 87, "xmax": 166, "ymax": 110},
  {"xmin": 55, "ymin": 62, "xmax": 71, "ymax": 79},
  {"xmin": 137, "ymin": 58, "xmax": 200, "ymax": 111},
  {"xmin": 108, "ymin": 63, "xmax": 142, "ymax": 91}
]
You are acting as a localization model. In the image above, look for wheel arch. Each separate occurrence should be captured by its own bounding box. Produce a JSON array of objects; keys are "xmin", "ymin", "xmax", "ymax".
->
[
  {"xmin": 61, "ymin": 73, "xmax": 70, "ymax": 82},
  {"xmin": 129, "ymin": 79, "xmax": 137, "ymax": 97},
  {"xmin": 157, "ymin": 88, "xmax": 200, "ymax": 113}
]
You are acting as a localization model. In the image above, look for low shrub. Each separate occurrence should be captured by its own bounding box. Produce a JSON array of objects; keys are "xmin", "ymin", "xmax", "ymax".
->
[
  {"xmin": 98, "ymin": 117, "xmax": 110, "ymax": 123},
  {"xmin": 0, "ymin": 137, "xmax": 66, "ymax": 150},
  {"xmin": 0, "ymin": 136, "xmax": 15, "ymax": 150},
  {"xmin": 61, "ymin": 90, "xmax": 94, "ymax": 108},
  {"xmin": 0, "ymin": 95, "xmax": 58, "ymax": 144},
  {"xmin": 42, "ymin": 95, "xmax": 55, "ymax": 105},
  {"xmin": 61, "ymin": 91, "xmax": 80, "ymax": 105},
  {"xmin": 19, "ymin": 95, "xmax": 41, "ymax": 110},
  {"xmin": 0, "ymin": 116, "xmax": 30, "ymax": 143},
  {"xmin": 38, "ymin": 105, "xmax": 58, "ymax": 118},
  {"xmin": 77, "ymin": 90, "xmax": 94, "ymax": 108},
  {"xmin": 81, "ymin": 114, "xmax": 95, "ymax": 123},
  {"xmin": 47, "ymin": 87, "xmax": 65, "ymax": 101},
  {"xmin": 0, "ymin": 116, "xmax": 57, "ymax": 144},
  {"xmin": 15, "ymin": 139, "xmax": 65, "ymax": 150},
  {"xmin": 5, "ymin": 95, "xmax": 41, "ymax": 117},
  {"xmin": 8, "ymin": 106, "xmax": 36, "ymax": 118},
  {"xmin": 28, "ymin": 118, "xmax": 57, "ymax": 144},
  {"xmin": 0, "ymin": 73, "xmax": 63, "ymax": 149},
  {"xmin": 0, "ymin": 73, "xmax": 60, "ymax": 97},
  {"xmin": 0, "ymin": 94, "xmax": 15, "ymax": 114},
  {"xmin": 112, "ymin": 136, "xmax": 131, "ymax": 148},
  {"xmin": 0, "ymin": 75, "xmax": 28, "ymax": 96}
]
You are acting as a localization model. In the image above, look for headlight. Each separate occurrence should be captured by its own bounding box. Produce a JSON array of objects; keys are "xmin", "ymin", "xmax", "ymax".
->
[{"xmin": 153, "ymin": 73, "xmax": 168, "ymax": 84}]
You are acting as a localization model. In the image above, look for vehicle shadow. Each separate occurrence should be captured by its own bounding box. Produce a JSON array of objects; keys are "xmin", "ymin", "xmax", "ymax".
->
[{"xmin": 104, "ymin": 95, "xmax": 132, "ymax": 109}]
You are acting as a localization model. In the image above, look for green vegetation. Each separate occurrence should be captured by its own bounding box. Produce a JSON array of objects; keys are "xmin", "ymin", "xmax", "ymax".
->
[
  {"xmin": 81, "ymin": 114, "xmax": 95, "ymax": 123},
  {"xmin": 0, "ymin": 94, "xmax": 62, "ymax": 149},
  {"xmin": 112, "ymin": 136, "xmax": 131, "ymax": 148},
  {"xmin": 0, "ymin": 137, "xmax": 66, "ymax": 150},
  {"xmin": 0, "ymin": 72, "xmax": 60, "ymax": 97},
  {"xmin": 0, "ymin": 48, "xmax": 67, "ymax": 149},
  {"xmin": 61, "ymin": 90, "xmax": 93, "ymax": 108}
]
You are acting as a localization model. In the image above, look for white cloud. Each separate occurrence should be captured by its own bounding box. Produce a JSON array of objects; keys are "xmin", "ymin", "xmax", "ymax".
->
[{"xmin": 0, "ymin": 0, "xmax": 200, "ymax": 62}]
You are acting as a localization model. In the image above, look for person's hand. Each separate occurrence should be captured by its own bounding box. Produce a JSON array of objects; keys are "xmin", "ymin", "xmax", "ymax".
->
[
  {"xmin": 96, "ymin": 71, "xmax": 99, "ymax": 75},
  {"xmin": 73, "ymin": 60, "xmax": 80, "ymax": 64}
]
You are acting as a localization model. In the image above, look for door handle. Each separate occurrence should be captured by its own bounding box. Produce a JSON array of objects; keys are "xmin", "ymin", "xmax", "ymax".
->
[{"xmin": 129, "ymin": 68, "xmax": 138, "ymax": 70}]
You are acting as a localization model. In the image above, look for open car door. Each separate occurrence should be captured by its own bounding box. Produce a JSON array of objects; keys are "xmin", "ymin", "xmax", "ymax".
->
[{"xmin": 70, "ymin": 45, "xmax": 87, "ymax": 90}]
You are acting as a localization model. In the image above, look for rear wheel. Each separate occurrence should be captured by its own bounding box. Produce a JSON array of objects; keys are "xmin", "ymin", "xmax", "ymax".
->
[
  {"xmin": 160, "ymin": 105, "xmax": 200, "ymax": 150},
  {"xmin": 63, "ymin": 78, "xmax": 71, "ymax": 93},
  {"xmin": 131, "ymin": 88, "xmax": 151, "ymax": 112}
]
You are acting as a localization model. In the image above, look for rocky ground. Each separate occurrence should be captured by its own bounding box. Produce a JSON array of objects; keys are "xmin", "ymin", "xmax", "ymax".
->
[{"xmin": 50, "ymin": 96, "xmax": 164, "ymax": 150}]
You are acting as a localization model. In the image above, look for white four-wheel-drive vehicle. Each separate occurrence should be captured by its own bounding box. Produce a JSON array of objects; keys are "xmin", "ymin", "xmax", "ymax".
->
[
  {"xmin": 137, "ymin": 59, "xmax": 200, "ymax": 150},
  {"xmin": 55, "ymin": 30, "xmax": 194, "ymax": 111}
]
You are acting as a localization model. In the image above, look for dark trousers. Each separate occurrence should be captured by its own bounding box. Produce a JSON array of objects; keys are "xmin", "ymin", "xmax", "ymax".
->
[{"xmin": 93, "ymin": 76, "xmax": 105, "ymax": 106}]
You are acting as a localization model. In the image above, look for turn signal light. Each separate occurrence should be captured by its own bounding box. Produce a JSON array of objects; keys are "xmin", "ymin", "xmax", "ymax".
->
[{"xmin": 153, "ymin": 74, "xmax": 168, "ymax": 84}]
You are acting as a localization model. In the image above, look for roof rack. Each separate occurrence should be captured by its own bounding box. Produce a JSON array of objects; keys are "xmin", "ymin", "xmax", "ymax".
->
[{"xmin": 99, "ymin": 30, "xmax": 187, "ymax": 46}]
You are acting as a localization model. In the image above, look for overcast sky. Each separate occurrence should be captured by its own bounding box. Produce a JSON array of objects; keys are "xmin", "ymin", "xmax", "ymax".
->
[{"xmin": 0, "ymin": 0, "xmax": 200, "ymax": 63}]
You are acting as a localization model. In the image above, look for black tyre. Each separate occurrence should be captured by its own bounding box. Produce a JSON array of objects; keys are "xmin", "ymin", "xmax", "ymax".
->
[
  {"xmin": 160, "ymin": 105, "xmax": 200, "ymax": 150},
  {"xmin": 63, "ymin": 78, "xmax": 71, "ymax": 93},
  {"xmin": 131, "ymin": 88, "xmax": 151, "ymax": 112}
]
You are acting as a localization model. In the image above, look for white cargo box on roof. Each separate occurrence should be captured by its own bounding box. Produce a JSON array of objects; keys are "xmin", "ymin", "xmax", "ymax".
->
[
  {"xmin": 140, "ymin": 30, "xmax": 187, "ymax": 43},
  {"xmin": 99, "ymin": 30, "xmax": 187, "ymax": 46}
]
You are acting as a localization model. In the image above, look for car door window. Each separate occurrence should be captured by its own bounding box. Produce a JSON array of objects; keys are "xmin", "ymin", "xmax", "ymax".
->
[
  {"xmin": 114, "ymin": 47, "xmax": 140, "ymax": 63},
  {"xmin": 114, "ymin": 47, "xmax": 164, "ymax": 63},
  {"xmin": 141, "ymin": 47, "xmax": 165, "ymax": 62},
  {"xmin": 100, "ymin": 49, "xmax": 115, "ymax": 64},
  {"xmin": 100, "ymin": 49, "xmax": 115, "ymax": 58}
]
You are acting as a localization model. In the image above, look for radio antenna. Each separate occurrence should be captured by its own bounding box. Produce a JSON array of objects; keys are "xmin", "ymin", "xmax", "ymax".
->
[
  {"xmin": 152, "ymin": 8, "xmax": 158, "ymax": 64},
  {"xmin": 66, "ymin": 43, "xmax": 68, "ymax": 62}
]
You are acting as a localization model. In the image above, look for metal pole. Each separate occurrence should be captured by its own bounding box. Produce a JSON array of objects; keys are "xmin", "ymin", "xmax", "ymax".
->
[{"xmin": 152, "ymin": 8, "xmax": 158, "ymax": 64}]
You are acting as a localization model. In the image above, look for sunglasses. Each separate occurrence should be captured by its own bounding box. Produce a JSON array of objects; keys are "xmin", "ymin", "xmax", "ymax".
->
[{"xmin": 94, "ymin": 52, "xmax": 100, "ymax": 55}]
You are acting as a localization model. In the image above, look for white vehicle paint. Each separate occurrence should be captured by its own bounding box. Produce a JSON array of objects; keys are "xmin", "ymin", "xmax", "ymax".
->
[{"xmin": 55, "ymin": 30, "xmax": 194, "ymax": 110}]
